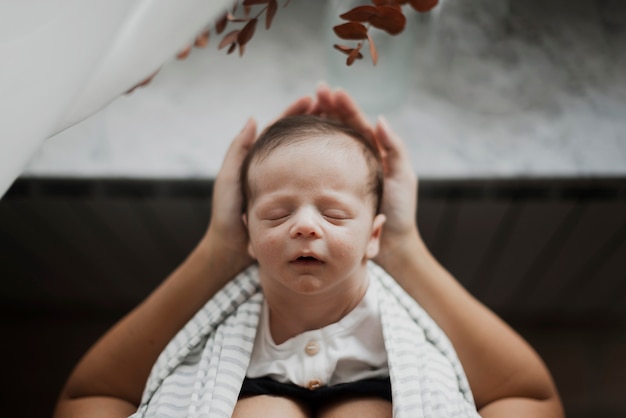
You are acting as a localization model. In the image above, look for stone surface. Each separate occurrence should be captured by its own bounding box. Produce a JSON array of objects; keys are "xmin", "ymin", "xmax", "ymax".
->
[{"xmin": 24, "ymin": 0, "xmax": 626, "ymax": 179}]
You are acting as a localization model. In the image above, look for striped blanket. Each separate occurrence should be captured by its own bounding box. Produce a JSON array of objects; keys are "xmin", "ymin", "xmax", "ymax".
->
[{"xmin": 131, "ymin": 262, "xmax": 480, "ymax": 418}]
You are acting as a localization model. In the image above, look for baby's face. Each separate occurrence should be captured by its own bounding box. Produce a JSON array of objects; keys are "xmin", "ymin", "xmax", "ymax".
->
[{"xmin": 244, "ymin": 134, "xmax": 385, "ymax": 297}]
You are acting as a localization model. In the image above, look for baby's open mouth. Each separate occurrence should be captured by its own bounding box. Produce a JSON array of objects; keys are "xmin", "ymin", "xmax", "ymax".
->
[{"xmin": 292, "ymin": 255, "xmax": 323, "ymax": 264}]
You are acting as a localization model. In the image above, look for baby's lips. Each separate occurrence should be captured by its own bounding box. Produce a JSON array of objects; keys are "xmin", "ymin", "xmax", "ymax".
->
[{"xmin": 290, "ymin": 253, "xmax": 324, "ymax": 264}]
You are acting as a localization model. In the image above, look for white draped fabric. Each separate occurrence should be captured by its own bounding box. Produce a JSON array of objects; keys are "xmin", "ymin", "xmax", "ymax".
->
[{"xmin": 0, "ymin": 0, "xmax": 232, "ymax": 197}]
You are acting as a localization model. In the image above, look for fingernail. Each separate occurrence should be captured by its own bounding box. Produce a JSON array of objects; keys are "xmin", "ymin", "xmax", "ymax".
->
[
  {"xmin": 315, "ymin": 81, "xmax": 329, "ymax": 92},
  {"xmin": 241, "ymin": 117, "xmax": 254, "ymax": 131},
  {"xmin": 377, "ymin": 115, "xmax": 389, "ymax": 129}
]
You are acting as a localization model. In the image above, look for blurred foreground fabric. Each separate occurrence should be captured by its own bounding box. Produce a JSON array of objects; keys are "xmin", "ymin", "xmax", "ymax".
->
[{"xmin": 0, "ymin": 0, "xmax": 232, "ymax": 198}]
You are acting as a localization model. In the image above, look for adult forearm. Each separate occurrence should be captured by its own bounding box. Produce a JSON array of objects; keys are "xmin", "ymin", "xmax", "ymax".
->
[
  {"xmin": 378, "ymin": 229, "xmax": 563, "ymax": 415},
  {"xmin": 54, "ymin": 397, "xmax": 136, "ymax": 418},
  {"xmin": 478, "ymin": 396, "xmax": 564, "ymax": 418},
  {"xmin": 56, "ymin": 229, "xmax": 250, "ymax": 414}
]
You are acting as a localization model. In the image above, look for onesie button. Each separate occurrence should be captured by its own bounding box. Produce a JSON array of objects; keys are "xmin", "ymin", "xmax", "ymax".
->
[
  {"xmin": 304, "ymin": 340, "xmax": 320, "ymax": 356},
  {"xmin": 307, "ymin": 379, "xmax": 322, "ymax": 390}
]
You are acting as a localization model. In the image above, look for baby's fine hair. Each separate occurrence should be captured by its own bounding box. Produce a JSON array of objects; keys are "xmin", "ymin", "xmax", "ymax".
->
[{"xmin": 240, "ymin": 114, "xmax": 384, "ymax": 214}]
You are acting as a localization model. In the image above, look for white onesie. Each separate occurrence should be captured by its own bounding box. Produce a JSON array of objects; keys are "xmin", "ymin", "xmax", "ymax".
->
[{"xmin": 246, "ymin": 279, "xmax": 389, "ymax": 390}]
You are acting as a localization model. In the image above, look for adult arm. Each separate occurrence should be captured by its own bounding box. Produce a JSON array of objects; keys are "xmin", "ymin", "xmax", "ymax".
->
[
  {"xmin": 314, "ymin": 85, "xmax": 564, "ymax": 418},
  {"xmin": 375, "ymin": 117, "xmax": 563, "ymax": 417},
  {"xmin": 54, "ymin": 97, "xmax": 315, "ymax": 417},
  {"xmin": 54, "ymin": 119, "xmax": 256, "ymax": 417}
]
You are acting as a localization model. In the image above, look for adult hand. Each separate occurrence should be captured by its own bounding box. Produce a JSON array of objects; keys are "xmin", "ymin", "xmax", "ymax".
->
[
  {"xmin": 371, "ymin": 116, "xmax": 420, "ymax": 267},
  {"xmin": 203, "ymin": 95, "xmax": 316, "ymax": 273},
  {"xmin": 312, "ymin": 84, "xmax": 420, "ymax": 266},
  {"xmin": 312, "ymin": 83, "xmax": 376, "ymax": 142},
  {"xmin": 203, "ymin": 117, "xmax": 258, "ymax": 274}
]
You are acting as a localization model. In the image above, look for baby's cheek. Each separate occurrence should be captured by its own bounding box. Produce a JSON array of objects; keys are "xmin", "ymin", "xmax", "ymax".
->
[
  {"xmin": 332, "ymin": 240, "xmax": 359, "ymax": 258},
  {"xmin": 255, "ymin": 234, "xmax": 282, "ymax": 257}
]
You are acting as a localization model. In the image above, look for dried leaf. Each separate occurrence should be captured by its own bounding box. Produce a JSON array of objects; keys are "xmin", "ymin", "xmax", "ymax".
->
[
  {"xmin": 219, "ymin": 29, "xmax": 240, "ymax": 50},
  {"xmin": 228, "ymin": 17, "xmax": 251, "ymax": 23},
  {"xmin": 334, "ymin": 44, "xmax": 352, "ymax": 55},
  {"xmin": 194, "ymin": 30, "xmax": 210, "ymax": 48},
  {"xmin": 367, "ymin": 33, "xmax": 378, "ymax": 65},
  {"xmin": 239, "ymin": 42, "xmax": 246, "ymax": 56},
  {"xmin": 216, "ymin": 14, "xmax": 228, "ymax": 34},
  {"xmin": 237, "ymin": 18, "xmax": 258, "ymax": 46},
  {"xmin": 176, "ymin": 45, "xmax": 192, "ymax": 59},
  {"xmin": 409, "ymin": 0, "xmax": 439, "ymax": 12},
  {"xmin": 266, "ymin": 0, "xmax": 278, "ymax": 29},
  {"xmin": 369, "ymin": 5, "xmax": 406, "ymax": 35},
  {"xmin": 227, "ymin": 42, "xmax": 237, "ymax": 54},
  {"xmin": 339, "ymin": 5, "xmax": 377, "ymax": 22},
  {"xmin": 372, "ymin": 0, "xmax": 404, "ymax": 9},
  {"xmin": 242, "ymin": 0, "xmax": 270, "ymax": 5},
  {"xmin": 333, "ymin": 22, "xmax": 368, "ymax": 40},
  {"xmin": 347, "ymin": 43, "xmax": 363, "ymax": 66}
]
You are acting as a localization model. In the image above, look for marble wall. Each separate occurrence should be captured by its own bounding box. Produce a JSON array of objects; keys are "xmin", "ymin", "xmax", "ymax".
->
[{"xmin": 24, "ymin": 0, "xmax": 626, "ymax": 179}]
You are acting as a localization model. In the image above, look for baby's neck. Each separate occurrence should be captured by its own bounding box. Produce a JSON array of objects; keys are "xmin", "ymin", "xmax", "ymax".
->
[{"xmin": 263, "ymin": 278, "xmax": 369, "ymax": 345}]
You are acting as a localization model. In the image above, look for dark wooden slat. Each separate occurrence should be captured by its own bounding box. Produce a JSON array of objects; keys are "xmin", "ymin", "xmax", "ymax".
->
[
  {"xmin": 140, "ymin": 199, "xmax": 208, "ymax": 261},
  {"xmin": 564, "ymin": 205, "xmax": 626, "ymax": 315},
  {"xmin": 28, "ymin": 200, "xmax": 137, "ymax": 303},
  {"xmin": 80, "ymin": 200, "xmax": 172, "ymax": 291},
  {"xmin": 483, "ymin": 201, "xmax": 578, "ymax": 314},
  {"xmin": 417, "ymin": 199, "xmax": 447, "ymax": 250},
  {"xmin": 130, "ymin": 200, "xmax": 187, "ymax": 274},
  {"xmin": 0, "ymin": 219, "xmax": 45, "ymax": 303},
  {"xmin": 610, "ymin": 284, "xmax": 626, "ymax": 317},
  {"xmin": 470, "ymin": 201, "xmax": 522, "ymax": 302},
  {"xmin": 430, "ymin": 201, "xmax": 459, "ymax": 266},
  {"xmin": 526, "ymin": 202, "xmax": 626, "ymax": 316},
  {"xmin": 0, "ymin": 200, "xmax": 96, "ymax": 306},
  {"xmin": 192, "ymin": 201, "xmax": 212, "ymax": 228},
  {"xmin": 69, "ymin": 199, "xmax": 161, "ymax": 305},
  {"xmin": 443, "ymin": 200, "xmax": 511, "ymax": 292}
]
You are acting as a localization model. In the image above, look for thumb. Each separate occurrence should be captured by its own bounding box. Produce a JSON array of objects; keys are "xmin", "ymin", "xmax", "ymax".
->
[
  {"xmin": 375, "ymin": 116, "xmax": 414, "ymax": 177},
  {"xmin": 219, "ymin": 118, "xmax": 257, "ymax": 175}
]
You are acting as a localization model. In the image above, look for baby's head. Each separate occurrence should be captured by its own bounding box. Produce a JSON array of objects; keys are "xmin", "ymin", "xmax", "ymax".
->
[
  {"xmin": 240, "ymin": 115, "xmax": 383, "ymax": 216},
  {"xmin": 240, "ymin": 115, "xmax": 386, "ymax": 296}
]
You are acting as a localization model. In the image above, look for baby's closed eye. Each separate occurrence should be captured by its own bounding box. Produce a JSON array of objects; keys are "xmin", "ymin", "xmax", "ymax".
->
[
  {"xmin": 323, "ymin": 209, "xmax": 351, "ymax": 220},
  {"xmin": 260, "ymin": 208, "xmax": 290, "ymax": 221}
]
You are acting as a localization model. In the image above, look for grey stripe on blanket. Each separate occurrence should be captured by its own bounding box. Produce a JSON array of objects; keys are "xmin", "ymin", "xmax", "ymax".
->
[{"xmin": 131, "ymin": 262, "xmax": 480, "ymax": 418}]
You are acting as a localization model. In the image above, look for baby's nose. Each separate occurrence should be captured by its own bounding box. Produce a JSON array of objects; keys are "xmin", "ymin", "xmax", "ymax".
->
[{"xmin": 290, "ymin": 209, "xmax": 322, "ymax": 238}]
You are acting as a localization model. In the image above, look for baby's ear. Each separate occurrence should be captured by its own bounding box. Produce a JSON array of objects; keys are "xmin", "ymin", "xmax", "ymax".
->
[
  {"xmin": 242, "ymin": 214, "xmax": 257, "ymax": 259},
  {"xmin": 366, "ymin": 214, "xmax": 386, "ymax": 259}
]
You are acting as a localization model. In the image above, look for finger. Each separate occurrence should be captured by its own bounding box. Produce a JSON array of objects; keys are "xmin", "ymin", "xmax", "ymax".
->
[
  {"xmin": 314, "ymin": 84, "xmax": 376, "ymax": 144},
  {"xmin": 262, "ymin": 96, "xmax": 316, "ymax": 132},
  {"xmin": 334, "ymin": 89, "xmax": 374, "ymax": 141},
  {"xmin": 279, "ymin": 96, "xmax": 315, "ymax": 118},
  {"xmin": 233, "ymin": 117, "xmax": 258, "ymax": 153},
  {"xmin": 308, "ymin": 99, "xmax": 323, "ymax": 116},
  {"xmin": 314, "ymin": 83, "xmax": 336, "ymax": 116},
  {"xmin": 219, "ymin": 118, "xmax": 257, "ymax": 174},
  {"xmin": 375, "ymin": 116, "xmax": 412, "ymax": 175}
]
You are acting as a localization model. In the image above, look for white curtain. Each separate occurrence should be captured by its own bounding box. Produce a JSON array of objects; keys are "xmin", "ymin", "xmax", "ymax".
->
[{"xmin": 0, "ymin": 0, "xmax": 233, "ymax": 197}]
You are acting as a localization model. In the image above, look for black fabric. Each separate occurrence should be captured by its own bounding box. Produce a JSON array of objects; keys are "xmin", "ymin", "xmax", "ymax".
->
[{"xmin": 239, "ymin": 376, "xmax": 392, "ymax": 410}]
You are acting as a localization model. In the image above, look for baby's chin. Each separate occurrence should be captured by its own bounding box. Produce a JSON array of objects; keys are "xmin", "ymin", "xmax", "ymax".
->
[{"xmin": 285, "ymin": 274, "xmax": 327, "ymax": 295}]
